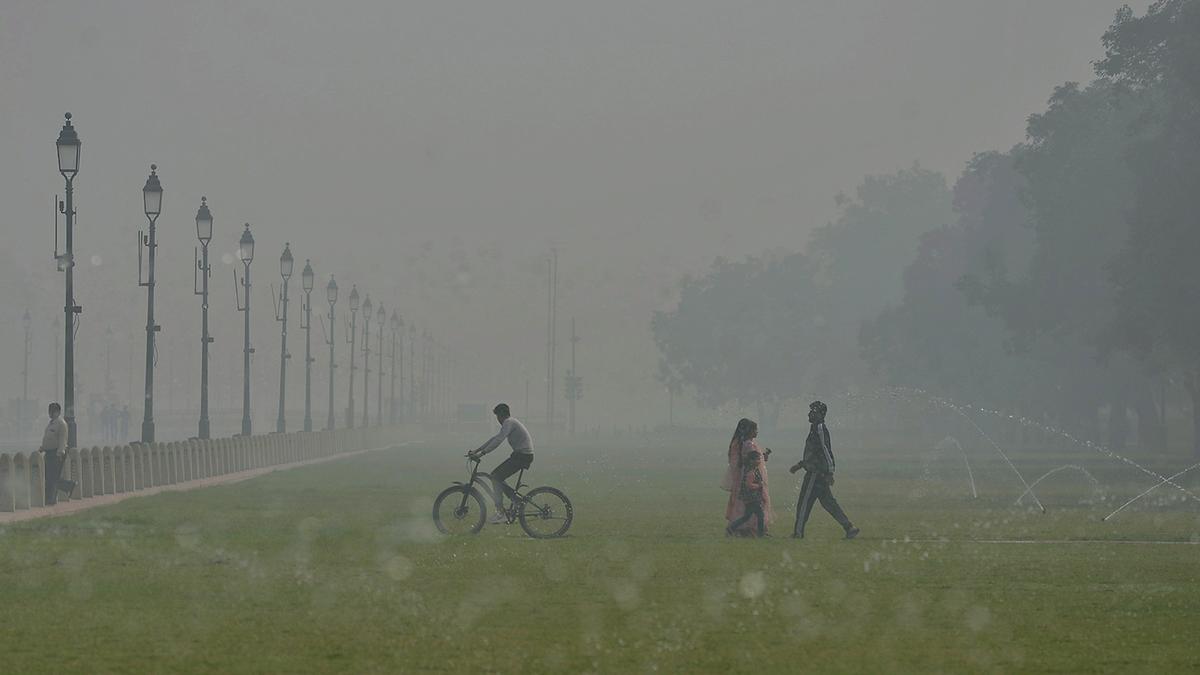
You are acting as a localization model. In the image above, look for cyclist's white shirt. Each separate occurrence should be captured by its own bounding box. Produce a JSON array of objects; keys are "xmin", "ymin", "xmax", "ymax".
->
[{"xmin": 475, "ymin": 417, "xmax": 533, "ymax": 456}]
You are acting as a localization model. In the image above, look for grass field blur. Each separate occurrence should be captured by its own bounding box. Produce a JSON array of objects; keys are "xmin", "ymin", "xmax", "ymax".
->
[{"xmin": 1, "ymin": 433, "xmax": 1198, "ymax": 673}]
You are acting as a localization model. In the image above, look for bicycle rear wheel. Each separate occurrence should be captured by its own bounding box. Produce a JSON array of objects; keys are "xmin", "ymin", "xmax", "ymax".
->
[
  {"xmin": 518, "ymin": 486, "xmax": 573, "ymax": 539},
  {"xmin": 433, "ymin": 485, "xmax": 486, "ymax": 535}
]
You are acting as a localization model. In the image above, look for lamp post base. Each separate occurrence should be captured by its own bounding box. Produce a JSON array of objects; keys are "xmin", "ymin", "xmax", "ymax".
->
[{"xmin": 141, "ymin": 419, "xmax": 155, "ymax": 444}]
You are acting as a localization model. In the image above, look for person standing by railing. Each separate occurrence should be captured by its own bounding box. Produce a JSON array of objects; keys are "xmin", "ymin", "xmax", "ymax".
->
[{"xmin": 40, "ymin": 402, "xmax": 76, "ymax": 505}]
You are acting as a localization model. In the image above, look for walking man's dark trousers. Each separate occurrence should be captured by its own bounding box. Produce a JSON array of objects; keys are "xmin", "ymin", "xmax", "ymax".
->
[{"xmin": 793, "ymin": 470, "xmax": 852, "ymax": 537}]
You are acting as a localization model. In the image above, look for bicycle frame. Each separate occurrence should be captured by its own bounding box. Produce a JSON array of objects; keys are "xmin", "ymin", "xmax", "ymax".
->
[{"xmin": 454, "ymin": 459, "xmax": 529, "ymax": 517}]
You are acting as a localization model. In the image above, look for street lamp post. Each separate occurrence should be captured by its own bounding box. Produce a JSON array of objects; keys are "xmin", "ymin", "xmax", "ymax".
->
[
  {"xmin": 22, "ymin": 310, "xmax": 31, "ymax": 437},
  {"xmin": 390, "ymin": 311, "xmax": 402, "ymax": 424},
  {"xmin": 194, "ymin": 197, "xmax": 214, "ymax": 439},
  {"xmin": 139, "ymin": 164, "xmax": 163, "ymax": 444},
  {"xmin": 55, "ymin": 113, "xmax": 81, "ymax": 448},
  {"xmin": 324, "ymin": 276, "xmax": 338, "ymax": 431},
  {"xmin": 361, "ymin": 295, "xmax": 373, "ymax": 428},
  {"xmin": 275, "ymin": 244, "xmax": 294, "ymax": 433},
  {"xmin": 301, "ymin": 260, "xmax": 315, "ymax": 432},
  {"xmin": 236, "ymin": 224, "xmax": 256, "ymax": 435},
  {"xmin": 376, "ymin": 303, "xmax": 385, "ymax": 427},
  {"xmin": 408, "ymin": 324, "xmax": 416, "ymax": 422},
  {"xmin": 345, "ymin": 285, "xmax": 359, "ymax": 428}
]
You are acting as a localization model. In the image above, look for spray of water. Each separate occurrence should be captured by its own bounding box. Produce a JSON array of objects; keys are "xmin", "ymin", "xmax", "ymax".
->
[
  {"xmin": 1102, "ymin": 462, "xmax": 1200, "ymax": 522},
  {"xmin": 845, "ymin": 387, "xmax": 1200, "ymax": 506},
  {"xmin": 852, "ymin": 388, "xmax": 1044, "ymax": 510},
  {"xmin": 950, "ymin": 405, "xmax": 1045, "ymax": 512},
  {"xmin": 935, "ymin": 436, "xmax": 977, "ymax": 499},
  {"xmin": 1015, "ymin": 465, "xmax": 1103, "ymax": 507}
]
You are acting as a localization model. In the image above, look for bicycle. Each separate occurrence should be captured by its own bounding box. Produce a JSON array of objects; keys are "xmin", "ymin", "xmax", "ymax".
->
[{"xmin": 432, "ymin": 455, "xmax": 574, "ymax": 538}]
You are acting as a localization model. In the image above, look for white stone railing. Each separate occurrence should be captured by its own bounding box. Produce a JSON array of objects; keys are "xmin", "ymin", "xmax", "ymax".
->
[{"xmin": 0, "ymin": 427, "xmax": 394, "ymax": 512}]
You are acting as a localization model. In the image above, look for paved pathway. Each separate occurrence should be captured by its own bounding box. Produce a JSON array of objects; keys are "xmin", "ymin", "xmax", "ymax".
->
[{"xmin": 0, "ymin": 442, "xmax": 408, "ymax": 524}]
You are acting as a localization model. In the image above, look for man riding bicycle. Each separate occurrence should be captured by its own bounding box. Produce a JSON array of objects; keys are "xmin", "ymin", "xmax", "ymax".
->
[{"xmin": 467, "ymin": 403, "xmax": 533, "ymax": 524}]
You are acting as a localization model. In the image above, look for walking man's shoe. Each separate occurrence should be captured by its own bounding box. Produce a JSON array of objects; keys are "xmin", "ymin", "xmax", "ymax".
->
[{"xmin": 845, "ymin": 526, "xmax": 860, "ymax": 540}]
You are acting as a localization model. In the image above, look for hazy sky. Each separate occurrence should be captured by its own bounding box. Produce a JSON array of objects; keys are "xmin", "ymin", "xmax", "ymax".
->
[{"xmin": 0, "ymin": 1, "xmax": 1131, "ymax": 432}]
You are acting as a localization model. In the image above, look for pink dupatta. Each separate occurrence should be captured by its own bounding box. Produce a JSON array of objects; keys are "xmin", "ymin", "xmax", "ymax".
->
[{"xmin": 725, "ymin": 438, "xmax": 773, "ymax": 532}]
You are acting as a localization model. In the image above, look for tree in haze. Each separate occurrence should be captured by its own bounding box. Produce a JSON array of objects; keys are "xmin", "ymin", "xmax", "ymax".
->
[
  {"xmin": 651, "ymin": 253, "xmax": 829, "ymax": 428},
  {"xmin": 809, "ymin": 164, "xmax": 955, "ymax": 322},
  {"xmin": 958, "ymin": 80, "xmax": 1167, "ymax": 450},
  {"xmin": 1096, "ymin": 0, "xmax": 1200, "ymax": 457},
  {"xmin": 805, "ymin": 164, "xmax": 956, "ymax": 394},
  {"xmin": 861, "ymin": 152, "xmax": 1040, "ymax": 411}
]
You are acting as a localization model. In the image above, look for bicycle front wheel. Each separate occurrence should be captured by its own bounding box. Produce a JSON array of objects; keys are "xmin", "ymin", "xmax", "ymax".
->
[
  {"xmin": 433, "ymin": 485, "xmax": 487, "ymax": 535},
  {"xmin": 518, "ymin": 486, "xmax": 573, "ymax": 539}
]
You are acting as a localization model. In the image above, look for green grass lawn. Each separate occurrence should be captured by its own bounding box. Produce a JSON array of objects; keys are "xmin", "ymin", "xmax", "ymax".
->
[{"xmin": 1, "ymin": 435, "xmax": 1198, "ymax": 673}]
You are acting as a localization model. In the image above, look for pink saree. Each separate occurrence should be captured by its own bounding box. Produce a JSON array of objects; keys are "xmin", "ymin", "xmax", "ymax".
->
[{"xmin": 724, "ymin": 438, "xmax": 772, "ymax": 534}]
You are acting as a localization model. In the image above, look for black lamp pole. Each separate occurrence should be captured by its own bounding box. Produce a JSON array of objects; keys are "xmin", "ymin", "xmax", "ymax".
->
[
  {"xmin": 194, "ymin": 197, "xmax": 213, "ymax": 439},
  {"xmin": 376, "ymin": 303, "xmax": 385, "ymax": 427},
  {"xmin": 22, "ymin": 310, "xmax": 31, "ymax": 437},
  {"xmin": 361, "ymin": 295, "xmax": 373, "ymax": 428},
  {"xmin": 55, "ymin": 113, "xmax": 81, "ymax": 448},
  {"xmin": 237, "ymin": 224, "xmax": 256, "ymax": 435},
  {"xmin": 275, "ymin": 244, "xmax": 294, "ymax": 433},
  {"xmin": 324, "ymin": 276, "xmax": 338, "ymax": 430},
  {"xmin": 139, "ymin": 165, "xmax": 163, "ymax": 443},
  {"xmin": 301, "ymin": 260, "xmax": 315, "ymax": 432},
  {"xmin": 390, "ymin": 311, "xmax": 403, "ymax": 424},
  {"xmin": 408, "ymin": 324, "xmax": 416, "ymax": 422},
  {"xmin": 346, "ymin": 285, "xmax": 359, "ymax": 428}
]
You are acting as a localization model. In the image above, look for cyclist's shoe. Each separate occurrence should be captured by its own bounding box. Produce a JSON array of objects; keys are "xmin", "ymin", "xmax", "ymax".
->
[{"xmin": 489, "ymin": 512, "xmax": 507, "ymax": 525}]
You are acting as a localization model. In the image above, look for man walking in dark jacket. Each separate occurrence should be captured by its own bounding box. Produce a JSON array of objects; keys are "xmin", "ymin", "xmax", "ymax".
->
[{"xmin": 790, "ymin": 401, "xmax": 859, "ymax": 539}]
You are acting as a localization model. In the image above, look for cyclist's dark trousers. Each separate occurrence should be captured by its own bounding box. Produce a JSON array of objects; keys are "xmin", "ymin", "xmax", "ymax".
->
[
  {"xmin": 490, "ymin": 452, "xmax": 533, "ymax": 510},
  {"xmin": 793, "ymin": 471, "xmax": 852, "ymax": 537}
]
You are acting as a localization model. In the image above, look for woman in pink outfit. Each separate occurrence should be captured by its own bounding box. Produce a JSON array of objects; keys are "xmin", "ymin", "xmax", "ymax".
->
[{"xmin": 723, "ymin": 418, "xmax": 772, "ymax": 536}]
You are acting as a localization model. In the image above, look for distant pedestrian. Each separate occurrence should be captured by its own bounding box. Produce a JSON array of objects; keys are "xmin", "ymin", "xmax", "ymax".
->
[
  {"xmin": 790, "ymin": 401, "xmax": 858, "ymax": 539},
  {"xmin": 40, "ymin": 402, "xmax": 76, "ymax": 505}
]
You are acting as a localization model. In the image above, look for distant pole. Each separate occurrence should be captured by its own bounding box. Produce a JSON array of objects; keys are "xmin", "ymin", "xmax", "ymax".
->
[
  {"xmin": 300, "ymin": 260, "xmax": 315, "ymax": 432},
  {"xmin": 376, "ymin": 303, "xmax": 385, "ymax": 427},
  {"xmin": 105, "ymin": 326, "xmax": 112, "ymax": 394},
  {"xmin": 194, "ymin": 197, "xmax": 214, "ymax": 439},
  {"xmin": 361, "ymin": 295, "xmax": 373, "ymax": 428},
  {"xmin": 546, "ymin": 249, "xmax": 559, "ymax": 431},
  {"xmin": 55, "ymin": 113, "xmax": 81, "ymax": 448},
  {"xmin": 237, "ymin": 224, "xmax": 256, "ymax": 436},
  {"xmin": 408, "ymin": 324, "xmax": 416, "ymax": 421},
  {"xmin": 22, "ymin": 310, "xmax": 31, "ymax": 436},
  {"xmin": 389, "ymin": 312, "xmax": 402, "ymax": 424},
  {"xmin": 429, "ymin": 335, "xmax": 435, "ymax": 418},
  {"xmin": 53, "ymin": 316, "xmax": 60, "ymax": 404},
  {"xmin": 324, "ymin": 276, "xmax": 338, "ymax": 430},
  {"xmin": 566, "ymin": 317, "xmax": 580, "ymax": 437},
  {"xmin": 275, "ymin": 243, "xmax": 294, "ymax": 433},
  {"xmin": 139, "ymin": 164, "xmax": 163, "ymax": 444},
  {"xmin": 345, "ymin": 285, "xmax": 360, "ymax": 428}
]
